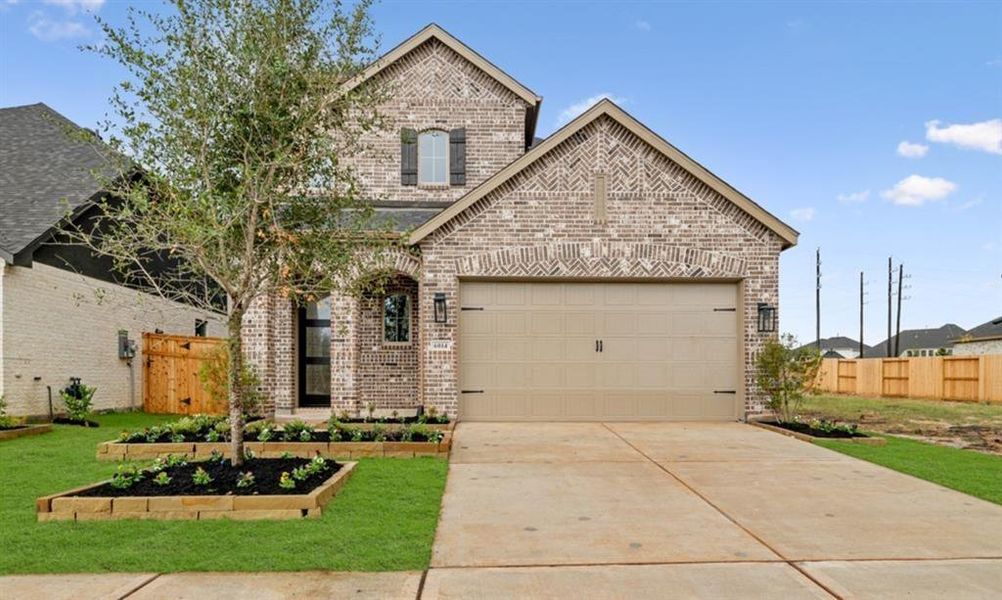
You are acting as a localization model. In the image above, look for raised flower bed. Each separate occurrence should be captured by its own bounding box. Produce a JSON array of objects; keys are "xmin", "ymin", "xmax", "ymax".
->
[
  {"xmin": 38, "ymin": 454, "xmax": 356, "ymax": 521},
  {"xmin": 0, "ymin": 423, "xmax": 53, "ymax": 442},
  {"xmin": 751, "ymin": 418, "xmax": 886, "ymax": 446},
  {"xmin": 97, "ymin": 415, "xmax": 452, "ymax": 460}
]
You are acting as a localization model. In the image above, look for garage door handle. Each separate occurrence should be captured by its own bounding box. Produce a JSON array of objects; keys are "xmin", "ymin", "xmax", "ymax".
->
[
  {"xmin": 461, "ymin": 390, "xmax": 484, "ymax": 394},
  {"xmin": 599, "ymin": 340, "xmax": 603, "ymax": 352},
  {"xmin": 713, "ymin": 390, "xmax": 736, "ymax": 394}
]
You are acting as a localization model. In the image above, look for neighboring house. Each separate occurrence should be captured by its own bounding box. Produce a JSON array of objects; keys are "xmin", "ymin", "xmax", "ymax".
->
[
  {"xmin": 864, "ymin": 324, "xmax": 965, "ymax": 358},
  {"xmin": 798, "ymin": 336, "xmax": 869, "ymax": 359},
  {"xmin": 952, "ymin": 316, "xmax": 1002, "ymax": 356},
  {"xmin": 0, "ymin": 103, "xmax": 224, "ymax": 417},
  {"xmin": 243, "ymin": 24, "xmax": 799, "ymax": 422}
]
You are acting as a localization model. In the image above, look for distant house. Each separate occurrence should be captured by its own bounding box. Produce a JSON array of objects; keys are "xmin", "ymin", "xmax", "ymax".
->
[
  {"xmin": 952, "ymin": 316, "xmax": 1002, "ymax": 356},
  {"xmin": 798, "ymin": 336, "xmax": 869, "ymax": 359},
  {"xmin": 0, "ymin": 103, "xmax": 224, "ymax": 417},
  {"xmin": 864, "ymin": 324, "xmax": 965, "ymax": 358}
]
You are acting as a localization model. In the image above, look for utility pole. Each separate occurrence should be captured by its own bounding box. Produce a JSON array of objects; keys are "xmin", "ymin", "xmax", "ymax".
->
[
  {"xmin": 816, "ymin": 247, "xmax": 821, "ymax": 350},
  {"xmin": 859, "ymin": 271, "xmax": 865, "ymax": 357},
  {"xmin": 887, "ymin": 257, "xmax": 893, "ymax": 358},
  {"xmin": 894, "ymin": 263, "xmax": 904, "ymax": 356}
]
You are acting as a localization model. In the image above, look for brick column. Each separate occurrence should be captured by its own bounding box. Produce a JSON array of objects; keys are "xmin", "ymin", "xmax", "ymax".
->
[{"xmin": 330, "ymin": 290, "xmax": 360, "ymax": 415}]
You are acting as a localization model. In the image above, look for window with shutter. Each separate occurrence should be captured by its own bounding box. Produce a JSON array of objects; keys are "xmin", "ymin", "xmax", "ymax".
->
[
  {"xmin": 450, "ymin": 128, "xmax": 466, "ymax": 186},
  {"xmin": 418, "ymin": 130, "xmax": 448, "ymax": 184},
  {"xmin": 400, "ymin": 128, "xmax": 417, "ymax": 186}
]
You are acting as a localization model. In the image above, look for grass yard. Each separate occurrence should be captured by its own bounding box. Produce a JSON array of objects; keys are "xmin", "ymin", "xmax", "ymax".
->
[
  {"xmin": 816, "ymin": 435, "xmax": 1002, "ymax": 506},
  {"xmin": 801, "ymin": 394, "xmax": 1002, "ymax": 454},
  {"xmin": 0, "ymin": 412, "xmax": 448, "ymax": 574}
]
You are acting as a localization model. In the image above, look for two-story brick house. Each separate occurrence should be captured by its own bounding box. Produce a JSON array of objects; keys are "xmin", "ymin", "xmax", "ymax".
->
[{"xmin": 243, "ymin": 24, "xmax": 798, "ymax": 422}]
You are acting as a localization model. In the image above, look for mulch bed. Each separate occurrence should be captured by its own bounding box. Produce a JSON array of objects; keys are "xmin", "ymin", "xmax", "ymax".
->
[
  {"xmin": 762, "ymin": 420, "xmax": 868, "ymax": 439},
  {"xmin": 53, "ymin": 417, "xmax": 100, "ymax": 427},
  {"xmin": 125, "ymin": 428, "xmax": 443, "ymax": 444},
  {"xmin": 76, "ymin": 457, "xmax": 340, "ymax": 497}
]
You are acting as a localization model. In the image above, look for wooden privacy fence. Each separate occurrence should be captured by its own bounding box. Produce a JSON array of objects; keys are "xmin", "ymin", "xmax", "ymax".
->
[
  {"xmin": 816, "ymin": 356, "xmax": 1002, "ymax": 404},
  {"xmin": 143, "ymin": 332, "xmax": 226, "ymax": 414}
]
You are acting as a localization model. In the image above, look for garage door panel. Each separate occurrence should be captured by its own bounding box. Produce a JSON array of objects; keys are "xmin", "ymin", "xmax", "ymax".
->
[
  {"xmin": 496, "ymin": 312, "xmax": 527, "ymax": 334},
  {"xmin": 459, "ymin": 281, "xmax": 739, "ymax": 421},
  {"xmin": 496, "ymin": 338, "xmax": 530, "ymax": 360}
]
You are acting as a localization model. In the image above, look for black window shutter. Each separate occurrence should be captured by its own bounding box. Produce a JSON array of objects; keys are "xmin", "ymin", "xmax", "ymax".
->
[
  {"xmin": 449, "ymin": 128, "xmax": 466, "ymax": 186},
  {"xmin": 400, "ymin": 128, "xmax": 417, "ymax": 186}
]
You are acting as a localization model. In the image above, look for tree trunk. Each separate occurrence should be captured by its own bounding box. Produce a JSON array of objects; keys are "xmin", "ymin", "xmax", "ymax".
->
[{"xmin": 227, "ymin": 307, "xmax": 246, "ymax": 467}]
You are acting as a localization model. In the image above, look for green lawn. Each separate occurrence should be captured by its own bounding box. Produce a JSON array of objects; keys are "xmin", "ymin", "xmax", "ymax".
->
[
  {"xmin": 816, "ymin": 435, "xmax": 1002, "ymax": 506},
  {"xmin": 0, "ymin": 412, "xmax": 448, "ymax": 574}
]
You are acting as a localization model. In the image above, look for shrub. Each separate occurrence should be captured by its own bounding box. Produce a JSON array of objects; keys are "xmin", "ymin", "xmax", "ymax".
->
[
  {"xmin": 755, "ymin": 334, "xmax": 823, "ymax": 424},
  {"xmin": 281, "ymin": 419, "xmax": 313, "ymax": 442},
  {"xmin": 236, "ymin": 471, "xmax": 255, "ymax": 488},
  {"xmin": 198, "ymin": 343, "xmax": 264, "ymax": 417},
  {"xmin": 0, "ymin": 395, "xmax": 14, "ymax": 429},
  {"xmin": 278, "ymin": 472, "xmax": 295, "ymax": 490},
  {"xmin": 60, "ymin": 380, "xmax": 96, "ymax": 423},
  {"xmin": 152, "ymin": 471, "xmax": 172, "ymax": 486}
]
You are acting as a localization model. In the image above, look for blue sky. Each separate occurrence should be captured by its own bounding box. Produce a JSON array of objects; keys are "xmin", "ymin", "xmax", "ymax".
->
[{"xmin": 2, "ymin": 0, "xmax": 1000, "ymax": 346}]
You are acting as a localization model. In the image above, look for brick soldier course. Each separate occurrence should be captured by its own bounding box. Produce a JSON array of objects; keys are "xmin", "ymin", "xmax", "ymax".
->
[{"xmin": 243, "ymin": 24, "xmax": 798, "ymax": 421}]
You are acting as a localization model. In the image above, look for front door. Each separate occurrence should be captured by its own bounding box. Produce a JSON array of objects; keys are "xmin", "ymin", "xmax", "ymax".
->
[{"xmin": 298, "ymin": 296, "xmax": 331, "ymax": 407}]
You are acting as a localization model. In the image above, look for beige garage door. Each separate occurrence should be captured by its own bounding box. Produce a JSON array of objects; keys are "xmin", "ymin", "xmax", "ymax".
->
[{"xmin": 459, "ymin": 281, "xmax": 740, "ymax": 421}]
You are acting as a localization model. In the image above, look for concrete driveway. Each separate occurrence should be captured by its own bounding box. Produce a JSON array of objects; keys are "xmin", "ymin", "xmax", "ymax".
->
[{"xmin": 425, "ymin": 422, "xmax": 1002, "ymax": 599}]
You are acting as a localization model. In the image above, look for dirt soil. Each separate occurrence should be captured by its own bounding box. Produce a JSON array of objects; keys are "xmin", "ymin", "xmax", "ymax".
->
[{"xmin": 800, "ymin": 395, "xmax": 1002, "ymax": 456}]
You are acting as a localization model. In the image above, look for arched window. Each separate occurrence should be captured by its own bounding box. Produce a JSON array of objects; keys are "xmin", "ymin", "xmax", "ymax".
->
[{"xmin": 418, "ymin": 130, "xmax": 448, "ymax": 184}]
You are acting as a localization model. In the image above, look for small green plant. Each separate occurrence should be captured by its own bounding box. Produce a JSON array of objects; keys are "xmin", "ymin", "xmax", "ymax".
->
[
  {"xmin": 236, "ymin": 471, "xmax": 255, "ymax": 488},
  {"xmin": 0, "ymin": 395, "xmax": 15, "ymax": 429},
  {"xmin": 192, "ymin": 466, "xmax": 213, "ymax": 486},
  {"xmin": 164, "ymin": 454, "xmax": 188, "ymax": 468},
  {"xmin": 350, "ymin": 428, "xmax": 364, "ymax": 442},
  {"xmin": 281, "ymin": 451, "xmax": 294, "ymax": 459},
  {"xmin": 60, "ymin": 380, "xmax": 96, "ymax": 424},
  {"xmin": 338, "ymin": 409, "xmax": 352, "ymax": 422},
  {"xmin": 278, "ymin": 471, "xmax": 296, "ymax": 490},
  {"xmin": 205, "ymin": 429, "xmax": 221, "ymax": 442},
  {"xmin": 281, "ymin": 419, "xmax": 313, "ymax": 442},
  {"xmin": 806, "ymin": 417, "xmax": 859, "ymax": 436},
  {"xmin": 291, "ymin": 466, "xmax": 311, "ymax": 481},
  {"xmin": 152, "ymin": 471, "xmax": 172, "ymax": 486},
  {"xmin": 371, "ymin": 424, "xmax": 388, "ymax": 442},
  {"xmin": 755, "ymin": 334, "xmax": 823, "ymax": 424},
  {"xmin": 110, "ymin": 464, "xmax": 143, "ymax": 489},
  {"xmin": 209, "ymin": 449, "xmax": 225, "ymax": 463},
  {"xmin": 243, "ymin": 449, "xmax": 256, "ymax": 461},
  {"xmin": 171, "ymin": 433, "xmax": 185, "ymax": 443},
  {"xmin": 365, "ymin": 402, "xmax": 375, "ymax": 422}
]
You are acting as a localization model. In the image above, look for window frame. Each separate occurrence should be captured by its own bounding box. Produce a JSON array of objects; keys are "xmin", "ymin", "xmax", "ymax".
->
[
  {"xmin": 383, "ymin": 293, "xmax": 412, "ymax": 345},
  {"xmin": 417, "ymin": 129, "xmax": 449, "ymax": 185}
]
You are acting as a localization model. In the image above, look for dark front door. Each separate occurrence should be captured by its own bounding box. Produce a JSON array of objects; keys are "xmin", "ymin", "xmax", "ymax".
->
[{"xmin": 298, "ymin": 297, "xmax": 331, "ymax": 407}]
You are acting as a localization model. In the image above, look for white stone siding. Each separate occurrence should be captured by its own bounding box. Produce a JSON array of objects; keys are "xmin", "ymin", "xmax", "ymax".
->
[
  {"xmin": 2, "ymin": 262, "xmax": 224, "ymax": 417},
  {"xmin": 952, "ymin": 340, "xmax": 1002, "ymax": 356}
]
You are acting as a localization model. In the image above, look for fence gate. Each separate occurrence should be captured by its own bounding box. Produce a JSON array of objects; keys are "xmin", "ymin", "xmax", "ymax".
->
[{"xmin": 143, "ymin": 332, "xmax": 226, "ymax": 414}]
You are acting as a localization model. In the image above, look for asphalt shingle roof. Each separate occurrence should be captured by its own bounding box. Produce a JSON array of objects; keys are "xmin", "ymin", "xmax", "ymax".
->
[
  {"xmin": 955, "ymin": 316, "xmax": 1002, "ymax": 343},
  {"xmin": 864, "ymin": 324, "xmax": 966, "ymax": 357},
  {"xmin": 0, "ymin": 103, "xmax": 119, "ymax": 259}
]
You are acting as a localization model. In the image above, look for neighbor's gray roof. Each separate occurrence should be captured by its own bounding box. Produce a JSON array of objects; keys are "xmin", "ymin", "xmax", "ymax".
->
[
  {"xmin": 0, "ymin": 103, "xmax": 120, "ymax": 260},
  {"xmin": 864, "ymin": 324, "xmax": 966, "ymax": 357},
  {"xmin": 954, "ymin": 316, "xmax": 1002, "ymax": 343},
  {"xmin": 799, "ymin": 336, "xmax": 869, "ymax": 352}
]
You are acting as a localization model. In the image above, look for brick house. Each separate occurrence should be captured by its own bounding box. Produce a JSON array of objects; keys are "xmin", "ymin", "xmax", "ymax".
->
[
  {"xmin": 0, "ymin": 103, "xmax": 225, "ymax": 417},
  {"xmin": 244, "ymin": 24, "xmax": 798, "ymax": 422}
]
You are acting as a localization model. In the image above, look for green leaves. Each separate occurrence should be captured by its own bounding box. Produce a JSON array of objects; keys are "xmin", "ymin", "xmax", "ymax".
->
[{"xmin": 756, "ymin": 334, "xmax": 823, "ymax": 424}]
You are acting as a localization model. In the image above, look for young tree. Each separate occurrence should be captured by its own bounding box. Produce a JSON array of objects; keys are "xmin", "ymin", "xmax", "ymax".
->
[
  {"xmin": 755, "ymin": 334, "xmax": 823, "ymax": 423},
  {"xmin": 72, "ymin": 0, "xmax": 395, "ymax": 465}
]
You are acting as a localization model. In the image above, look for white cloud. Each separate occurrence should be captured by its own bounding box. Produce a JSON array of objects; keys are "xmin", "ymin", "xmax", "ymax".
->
[
  {"xmin": 896, "ymin": 141, "xmax": 928, "ymax": 158},
  {"xmin": 925, "ymin": 119, "xmax": 1002, "ymax": 155},
  {"xmin": 634, "ymin": 20, "xmax": 651, "ymax": 32},
  {"xmin": 43, "ymin": 0, "xmax": 104, "ymax": 14},
  {"xmin": 28, "ymin": 13, "xmax": 89, "ymax": 41},
  {"xmin": 790, "ymin": 207, "xmax": 816, "ymax": 222},
  {"xmin": 555, "ymin": 93, "xmax": 625, "ymax": 127},
  {"xmin": 953, "ymin": 195, "xmax": 985, "ymax": 212},
  {"xmin": 836, "ymin": 190, "xmax": 870, "ymax": 204},
  {"xmin": 881, "ymin": 175, "xmax": 957, "ymax": 206}
]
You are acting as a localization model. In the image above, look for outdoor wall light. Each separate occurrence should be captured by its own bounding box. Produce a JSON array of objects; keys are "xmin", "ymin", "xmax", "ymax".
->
[
  {"xmin": 434, "ymin": 292, "xmax": 447, "ymax": 324},
  {"xmin": 757, "ymin": 302, "xmax": 777, "ymax": 333}
]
